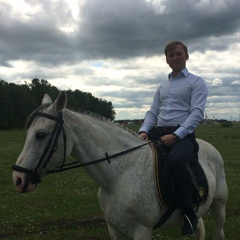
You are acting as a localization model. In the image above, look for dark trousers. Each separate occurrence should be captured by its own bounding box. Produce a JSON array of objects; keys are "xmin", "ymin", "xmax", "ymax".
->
[
  {"xmin": 166, "ymin": 135, "xmax": 195, "ymax": 208},
  {"xmin": 149, "ymin": 128, "xmax": 198, "ymax": 208}
]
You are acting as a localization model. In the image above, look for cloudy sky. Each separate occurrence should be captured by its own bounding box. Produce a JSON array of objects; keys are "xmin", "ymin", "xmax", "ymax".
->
[{"xmin": 0, "ymin": 0, "xmax": 240, "ymax": 120}]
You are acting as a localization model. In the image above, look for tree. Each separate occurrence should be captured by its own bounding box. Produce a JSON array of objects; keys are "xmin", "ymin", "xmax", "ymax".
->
[
  {"xmin": 221, "ymin": 121, "xmax": 233, "ymax": 128},
  {"xmin": 0, "ymin": 79, "xmax": 116, "ymax": 129},
  {"xmin": 29, "ymin": 78, "xmax": 59, "ymax": 106}
]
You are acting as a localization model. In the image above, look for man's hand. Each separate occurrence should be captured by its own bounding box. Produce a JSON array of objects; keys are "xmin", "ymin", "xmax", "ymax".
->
[
  {"xmin": 160, "ymin": 134, "xmax": 176, "ymax": 146},
  {"xmin": 139, "ymin": 131, "xmax": 148, "ymax": 141}
]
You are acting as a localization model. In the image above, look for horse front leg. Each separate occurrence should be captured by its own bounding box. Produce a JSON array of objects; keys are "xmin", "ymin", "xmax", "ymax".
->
[
  {"xmin": 132, "ymin": 225, "xmax": 152, "ymax": 240},
  {"xmin": 108, "ymin": 225, "xmax": 152, "ymax": 240},
  {"xmin": 108, "ymin": 225, "xmax": 129, "ymax": 240},
  {"xmin": 194, "ymin": 217, "xmax": 205, "ymax": 240}
]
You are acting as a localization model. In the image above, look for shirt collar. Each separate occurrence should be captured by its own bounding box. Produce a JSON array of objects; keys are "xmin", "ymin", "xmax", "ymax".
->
[{"xmin": 168, "ymin": 68, "xmax": 189, "ymax": 80}]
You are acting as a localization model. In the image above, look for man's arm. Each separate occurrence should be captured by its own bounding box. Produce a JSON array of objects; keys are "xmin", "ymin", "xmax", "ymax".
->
[{"xmin": 175, "ymin": 77, "xmax": 208, "ymax": 139}]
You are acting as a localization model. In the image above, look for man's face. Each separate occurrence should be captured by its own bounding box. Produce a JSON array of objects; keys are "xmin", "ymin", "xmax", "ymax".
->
[{"xmin": 166, "ymin": 44, "xmax": 189, "ymax": 74}]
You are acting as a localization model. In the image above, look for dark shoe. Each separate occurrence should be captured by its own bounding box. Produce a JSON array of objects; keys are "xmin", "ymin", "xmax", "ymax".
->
[{"xmin": 181, "ymin": 214, "xmax": 198, "ymax": 236}]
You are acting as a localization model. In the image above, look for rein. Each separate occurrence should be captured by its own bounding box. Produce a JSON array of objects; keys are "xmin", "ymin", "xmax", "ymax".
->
[
  {"xmin": 47, "ymin": 141, "xmax": 151, "ymax": 174},
  {"xmin": 12, "ymin": 110, "xmax": 151, "ymax": 182}
]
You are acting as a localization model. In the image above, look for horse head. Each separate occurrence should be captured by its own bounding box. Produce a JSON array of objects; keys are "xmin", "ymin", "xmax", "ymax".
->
[{"xmin": 12, "ymin": 92, "xmax": 67, "ymax": 193}]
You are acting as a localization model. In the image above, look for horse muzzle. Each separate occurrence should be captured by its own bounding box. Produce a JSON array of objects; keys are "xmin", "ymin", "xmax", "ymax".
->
[{"xmin": 12, "ymin": 165, "xmax": 42, "ymax": 193}]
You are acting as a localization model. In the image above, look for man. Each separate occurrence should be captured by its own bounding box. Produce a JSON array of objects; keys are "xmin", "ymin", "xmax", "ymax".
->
[{"xmin": 139, "ymin": 41, "xmax": 208, "ymax": 236}]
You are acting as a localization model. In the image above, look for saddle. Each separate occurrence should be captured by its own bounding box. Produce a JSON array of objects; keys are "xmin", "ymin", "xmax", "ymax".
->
[{"xmin": 150, "ymin": 140, "xmax": 209, "ymax": 225}]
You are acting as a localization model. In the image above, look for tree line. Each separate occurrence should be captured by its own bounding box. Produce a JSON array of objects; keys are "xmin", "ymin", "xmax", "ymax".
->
[{"xmin": 0, "ymin": 78, "xmax": 116, "ymax": 129}]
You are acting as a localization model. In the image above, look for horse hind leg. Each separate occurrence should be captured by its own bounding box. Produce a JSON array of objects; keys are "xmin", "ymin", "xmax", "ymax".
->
[{"xmin": 209, "ymin": 196, "xmax": 227, "ymax": 239}]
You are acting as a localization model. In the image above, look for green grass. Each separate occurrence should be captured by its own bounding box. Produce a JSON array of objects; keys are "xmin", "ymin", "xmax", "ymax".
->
[{"xmin": 0, "ymin": 124, "xmax": 240, "ymax": 239}]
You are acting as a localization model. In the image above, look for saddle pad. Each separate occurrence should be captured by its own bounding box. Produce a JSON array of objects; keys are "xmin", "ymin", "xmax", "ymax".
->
[{"xmin": 150, "ymin": 142, "xmax": 209, "ymax": 208}]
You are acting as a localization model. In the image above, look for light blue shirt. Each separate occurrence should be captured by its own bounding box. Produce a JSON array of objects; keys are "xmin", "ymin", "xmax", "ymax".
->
[{"xmin": 139, "ymin": 68, "xmax": 208, "ymax": 139}]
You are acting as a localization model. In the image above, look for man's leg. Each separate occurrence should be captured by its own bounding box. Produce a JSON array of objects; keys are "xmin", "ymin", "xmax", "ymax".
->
[{"xmin": 166, "ymin": 135, "xmax": 198, "ymax": 236}]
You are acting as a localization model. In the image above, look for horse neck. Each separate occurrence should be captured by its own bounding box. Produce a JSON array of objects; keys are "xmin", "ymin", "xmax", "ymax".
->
[{"xmin": 63, "ymin": 110, "xmax": 147, "ymax": 191}]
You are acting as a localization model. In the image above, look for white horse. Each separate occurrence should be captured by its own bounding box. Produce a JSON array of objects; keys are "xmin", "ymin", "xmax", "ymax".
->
[{"xmin": 12, "ymin": 92, "xmax": 228, "ymax": 240}]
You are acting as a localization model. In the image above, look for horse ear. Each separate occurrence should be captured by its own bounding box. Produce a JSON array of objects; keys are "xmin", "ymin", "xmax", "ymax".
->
[
  {"xmin": 42, "ymin": 94, "xmax": 52, "ymax": 105},
  {"xmin": 52, "ymin": 91, "xmax": 67, "ymax": 113}
]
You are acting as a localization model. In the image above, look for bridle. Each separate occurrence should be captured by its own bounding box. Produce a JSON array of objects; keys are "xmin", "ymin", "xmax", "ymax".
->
[
  {"xmin": 12, "ymin": 110, "xmax": 151, "ymax": 183},
  {"xmin": 12, "ymin": 111, "xmax": 67, "ymax": 183}
]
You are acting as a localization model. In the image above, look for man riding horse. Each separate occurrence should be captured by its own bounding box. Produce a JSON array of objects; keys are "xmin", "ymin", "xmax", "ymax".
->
[{"xmin": 139, "ymin": 40, "xmax": 208, "ymax": 236}]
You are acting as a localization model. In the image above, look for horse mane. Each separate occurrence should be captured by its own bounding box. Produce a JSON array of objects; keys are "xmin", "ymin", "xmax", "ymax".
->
[
  {"xmin": 25, "ymin": 105, "xmax": 139, "ymax": 138},
  {"xmin": 67, "ymin": 108, "xmax": 138, "ymax": 137},
  {"xmin": 25, "ymin": 103, "xmax": 51, "ymax": 129},
  {"xmin": 80, "ymin": 110, "xmax": 109, "ymax": 122},
  {"xmin": 73, "ymin": 109, "xmax": 139, "ymax": 138}
]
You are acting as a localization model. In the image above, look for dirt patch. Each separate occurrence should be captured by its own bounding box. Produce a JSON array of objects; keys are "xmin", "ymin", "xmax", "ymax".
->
[{"xmin": 0, "ymin": 215, "xmax": 106, "ymax": 239}]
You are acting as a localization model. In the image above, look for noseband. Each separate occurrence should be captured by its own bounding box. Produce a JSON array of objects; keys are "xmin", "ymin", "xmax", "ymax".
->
[{"xmin": 12, "ymin": 111, "xmax": 66, "ymax": 183}]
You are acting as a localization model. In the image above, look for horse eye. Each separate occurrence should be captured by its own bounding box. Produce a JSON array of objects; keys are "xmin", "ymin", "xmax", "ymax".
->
[{"xmin": 36, "ymin": 132, "xmax": 46, "ymax": 140}]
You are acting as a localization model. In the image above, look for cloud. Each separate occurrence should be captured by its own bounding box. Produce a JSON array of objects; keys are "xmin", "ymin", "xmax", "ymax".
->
[
  {"xmin": 211, "ymin": 78, "xmax": 223, "ymax": 86},
  {"xmin": 0, "ymin": 0, "xmax": 240, "ymax": 120},
  {"xmin": 231, "ymin": 80, "xmax": 240, "ymax": 85},
  {"xmin": 75, "ymin": 0, "xmax": 240, "ymax": 58}
]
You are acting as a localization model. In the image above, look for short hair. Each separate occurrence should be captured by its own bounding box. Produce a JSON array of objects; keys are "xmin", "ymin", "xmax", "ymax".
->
[{"xmin": 164, "ymin": 41, "xmax": 188, "ymax": 56}]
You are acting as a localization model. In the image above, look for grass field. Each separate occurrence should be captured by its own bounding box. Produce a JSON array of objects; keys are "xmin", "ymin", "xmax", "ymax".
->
[{"xmin": 0, "ymin": 123, "xmax": 240, "ymax": 239}]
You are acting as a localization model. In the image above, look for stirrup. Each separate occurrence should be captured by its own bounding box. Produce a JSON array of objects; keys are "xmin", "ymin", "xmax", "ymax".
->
[{"xmin": 181, "ymin": 214, "xmax": 196, "ymax": 237}]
